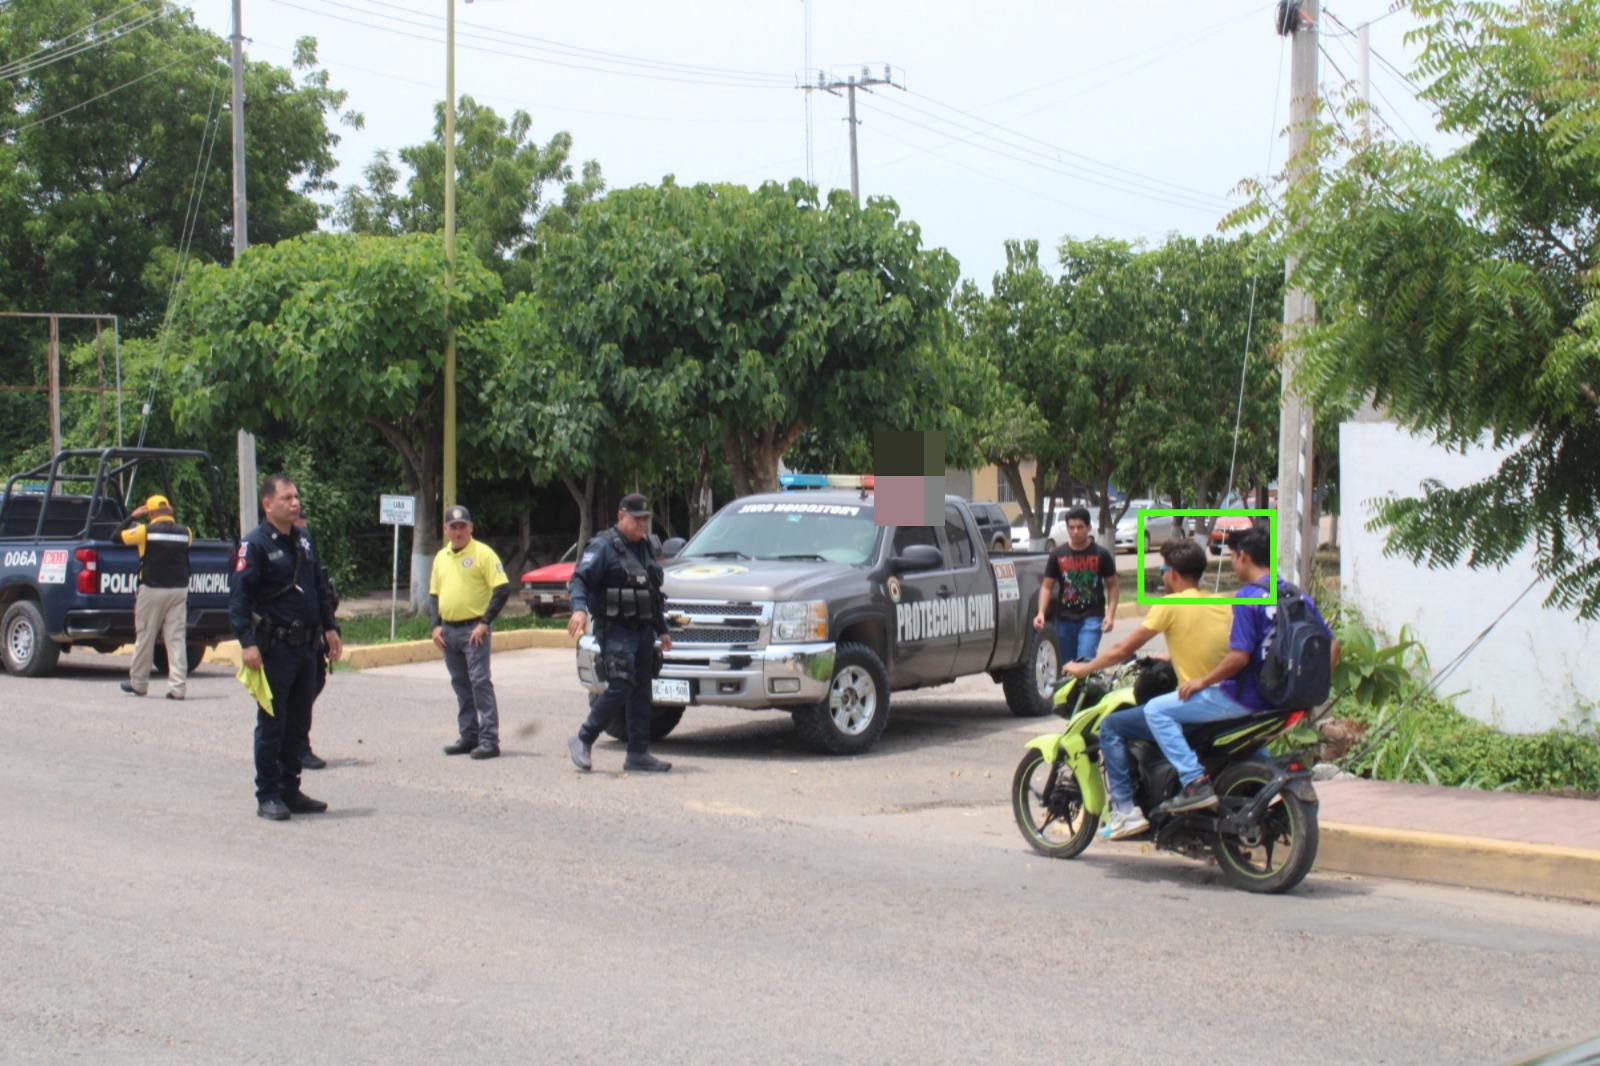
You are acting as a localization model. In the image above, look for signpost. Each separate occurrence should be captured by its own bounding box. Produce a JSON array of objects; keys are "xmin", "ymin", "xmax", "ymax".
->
[{"xmin": 379, "ymin": 494, "xmax": 417, "ymax": 641}]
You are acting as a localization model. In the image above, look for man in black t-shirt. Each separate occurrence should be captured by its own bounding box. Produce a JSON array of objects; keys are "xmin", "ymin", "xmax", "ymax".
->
[{"xmin": 1032, "ymin": 506, "xmax": 1120, "ymax": 665}]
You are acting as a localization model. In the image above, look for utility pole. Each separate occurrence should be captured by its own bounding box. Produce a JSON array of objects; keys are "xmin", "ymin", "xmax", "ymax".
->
[
  {"xmin": 230, "ymin": 0, "xmax": 256, "ymax": 537},
  {"xmin": 798, "ymin": 65, "xmax": 903, "ymax": 203},
  {"xmin": 1275, "ymin": 0, "xmax": 1318, "ymax": 590},
  {"xmin": 801, "ymin": 0, "xmax": 814, "ymax": 186},
  {"xmin": 442, "ymin": 0, "xmax": 459, "ymax": 518}
]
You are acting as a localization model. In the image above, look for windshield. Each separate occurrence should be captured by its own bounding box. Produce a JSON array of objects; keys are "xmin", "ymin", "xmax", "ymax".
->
[{"xmin": 682, "ymin": 499, "xmax": 880, "ymax": 565}]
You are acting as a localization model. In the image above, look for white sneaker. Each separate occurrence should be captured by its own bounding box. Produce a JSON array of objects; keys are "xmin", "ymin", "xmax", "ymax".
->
[{"xmin": 1099, "ymin": 807, "xmax": 1150, "ymax": 841}]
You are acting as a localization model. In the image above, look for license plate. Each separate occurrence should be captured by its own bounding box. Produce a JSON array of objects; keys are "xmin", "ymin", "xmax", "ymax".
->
[
  {"xmin": 652, "ymin": 678, "xmax": 691, "ymax": 705},
  {"xmin": 535, "ymin": 594, "xmax": 553, "ymax": 603}
]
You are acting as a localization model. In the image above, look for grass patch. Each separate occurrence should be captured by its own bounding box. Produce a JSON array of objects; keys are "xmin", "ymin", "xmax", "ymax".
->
[
  {"xmin": 339, "ymin": 611, "xmax": 565, "ymax": 646},
  {"xmin": 1336, "ymin": 697, "xmax": 1600, "ymax": 797}
]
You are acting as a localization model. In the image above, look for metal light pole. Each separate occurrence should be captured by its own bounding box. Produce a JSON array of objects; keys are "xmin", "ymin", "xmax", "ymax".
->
[
  {"xmin": 441, "ymin": 0, "xmax": 459, "ymax": 519},
  {"xmin": 231, "ymin": 0, "xmax": 256, "ymax": 536}
]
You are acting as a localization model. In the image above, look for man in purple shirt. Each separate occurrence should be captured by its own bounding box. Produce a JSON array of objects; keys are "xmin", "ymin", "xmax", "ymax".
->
[{"xmin": 1143, "ymin": 527, "xmax": 1337, "ymax": 814}]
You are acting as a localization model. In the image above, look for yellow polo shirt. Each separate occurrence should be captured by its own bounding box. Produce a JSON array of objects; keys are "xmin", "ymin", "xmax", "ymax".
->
[
  {"xmin": 118, "ymin": 515, "xmax": 192, "ymax": 556},
  {"xmin": 430, "ymin": 538, "xmax": 509, "ymax": 622},
  {"xmin": 1140, "ymin": 587, "xmax": 1233, "ymax": 684}
]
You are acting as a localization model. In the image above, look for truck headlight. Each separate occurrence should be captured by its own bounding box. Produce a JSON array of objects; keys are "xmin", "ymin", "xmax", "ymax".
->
[{"xmin": 774, "ymin": 600, "xmax": 828, "ymax": 642}]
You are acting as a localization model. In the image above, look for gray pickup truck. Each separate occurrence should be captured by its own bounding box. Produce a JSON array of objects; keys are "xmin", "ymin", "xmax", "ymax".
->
[{"xmin": 575, "ymin": 491, "xmax": 1056, "ymax": 754}]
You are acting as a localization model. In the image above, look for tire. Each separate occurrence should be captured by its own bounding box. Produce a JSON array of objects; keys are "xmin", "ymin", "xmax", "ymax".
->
[
  {"xmin": 533, "ymin": 604, "xmax": 558, "ymax": 618},
  {"xmin": 153, "ymin": 641, "xmax": 207, "ymax": 675},
  {"xmin": 991, "ymin": 535, "xmax": 1010, "ymax": 552},
  {"xmin": 999, "ymin": 623, "xmax": 1057, "ymax": 717},
  {"xmin": 601, "ymin": 704, "xmax": 685, "ymax": 742},
  {"xmin": 1213, "ymin": 761, "xmax": 1319, "ymax": 894},
  {"xmin": 1012, "ymin": 748, "xmax": 1099, "ymax": 858},
  {"xmin": 792, "ymin": 641, "xmax": 891, "ymax": 755},
  {"xmin": 3, "ymin": 600, "xmax": 62, "ymax": 677}
]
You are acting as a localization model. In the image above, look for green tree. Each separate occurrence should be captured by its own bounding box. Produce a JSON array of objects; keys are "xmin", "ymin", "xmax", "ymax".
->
[
  {"xmin": 1234, "ymin": 0, "xmax": 1600, "ymax": 617},
  {"xmin": 538, "ymin": 178, "xmax": 963, "ymax": 497},
  {"xmin": 170, "ymin": 233, "xmax": 503, "ymax": 607},
  {"xmin": 0, "ymin": 2, "xmax": 353, "ymax": 327},
  {"xmin": 337, "ymin": 96, "xmax": 601, "ymax": 293}
]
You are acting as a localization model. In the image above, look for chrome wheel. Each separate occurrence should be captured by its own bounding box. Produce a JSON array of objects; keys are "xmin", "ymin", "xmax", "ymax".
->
[
  {"xmin": 1033, "ymin": 635, "xmax": 1058, "ymax": 700},
  {"xmin": 7, "ymin": 616, "xmax": 34, "ymax": 665},
  {"xmin": 829, "ymin": 665, "xmax": 878, "ymax": 736}
]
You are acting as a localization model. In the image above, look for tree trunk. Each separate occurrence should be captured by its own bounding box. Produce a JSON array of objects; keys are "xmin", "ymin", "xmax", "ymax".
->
[
  {"xmin": 561, "ymin": 470, "xmax": 597, "ymax": 550},
  {"xmin": 1000, "ymin": 460, "xmax": 1036, "ymax": 537},
  {"xmin": 1095, "ymin": 470, "xmax": 1116, "ymax": 551},
  {"xmin": 724, "ymin": 422, "xmax": 805, "ymax": 497},
  {"xmin": 688, "ymin": 449, "xmax": 714, "ymax": 534},
  {"xmin": 409, "ymin": 431, "xmax": 441, "ymax": 613}
]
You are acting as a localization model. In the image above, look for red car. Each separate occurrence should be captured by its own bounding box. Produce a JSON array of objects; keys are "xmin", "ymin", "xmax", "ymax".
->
[
  {"xmin": 1209, "ymin": 515, "xmax": 1257, "ymax": 555},
  {"xmin": 520, "ymin": 543, "xmax": 577, "ymax": 617}
]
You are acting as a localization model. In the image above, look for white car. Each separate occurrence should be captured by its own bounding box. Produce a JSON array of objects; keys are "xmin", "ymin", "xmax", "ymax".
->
[{"xmin": 1114, "ymin": 502, "xmax": 1182, "ymax": 553}]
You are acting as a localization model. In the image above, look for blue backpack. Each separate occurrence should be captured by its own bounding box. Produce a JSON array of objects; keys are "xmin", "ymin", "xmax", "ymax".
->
[{"xmin": 1256, "ymin": 581, "xmax": 1332, "ymax": 709}]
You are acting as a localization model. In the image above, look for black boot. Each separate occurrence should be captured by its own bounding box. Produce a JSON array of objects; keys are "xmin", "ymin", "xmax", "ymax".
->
[
  {"xmin": 300, "ymin": 750, "xmax": 327, "ymax": 770},
  {"xmin": 443, "ymin": 738, "xmax": 478, "ymax": 756},
  {"xmin": 257, "ymin": 797, "xmax": 291, "ymax": 821},
  {"xmin": 283, "ymin": 791, "xmax": 328, "ymax": 814},
  {"xmin": 623, "ymin": 752, "xmax": 671, "ymax": 773}
]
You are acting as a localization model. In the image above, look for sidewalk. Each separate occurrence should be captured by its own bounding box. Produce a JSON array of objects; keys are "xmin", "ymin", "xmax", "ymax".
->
[{"xmin": 1314, "ymin": 777, "xmax": 1600, "ymax": 904}]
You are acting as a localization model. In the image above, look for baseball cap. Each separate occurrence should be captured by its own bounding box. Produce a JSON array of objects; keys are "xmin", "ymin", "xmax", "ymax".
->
[
  {"xmin": 145, "ymin": 494, "xmax": 171, "ymax": 512},
  {"xmin": 444, "ymin": 505, "xmax": 472, "ymax": 526},
  {"xmin": 618, "ymin": 493, "xmax": 651, "ymax": 518}
]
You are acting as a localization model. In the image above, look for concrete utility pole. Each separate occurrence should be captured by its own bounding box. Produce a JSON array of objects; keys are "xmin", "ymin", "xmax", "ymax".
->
[
  {"xmin": 1357, "ymin": 20, "xmax": 1371, "ymax": 136},
  {"xmin": 1276, "ymin": 0, "xmax": 1319, "ymax": 590},
  {"xmin": 798, "ymin": 65, "xmax": 903, "ymax": 203},
  {"xmin": 442, "ymin": 0, "xmax": 462, "ymax": 519},
  {"xmin": 230, "ymin": 0, "xmax": 256, "ymax": 537}
]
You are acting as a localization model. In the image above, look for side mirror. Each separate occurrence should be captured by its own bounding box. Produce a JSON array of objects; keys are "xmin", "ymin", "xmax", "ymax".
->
[
  {"xmin": 661, "ymin": 536, "xmax": 686, "ymax": 559},
  {"xmin": 893, "ymin": 543, "xmax": 943, "ymax": 573}
]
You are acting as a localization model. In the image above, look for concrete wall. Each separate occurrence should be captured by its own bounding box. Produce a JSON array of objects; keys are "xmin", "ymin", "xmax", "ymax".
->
[{"xmin": 1339, "ymin": 422, "xmax": 1600, "ymax": 733}]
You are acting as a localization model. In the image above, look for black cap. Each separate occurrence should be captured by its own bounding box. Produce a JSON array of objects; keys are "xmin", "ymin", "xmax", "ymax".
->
[
  {"xmin": 444, "ymin": 505, "xmax": 472, "ymax": 526},
  {"xmin": 618, "ymin": 493, "xmax": 650, "ymax": 518}
]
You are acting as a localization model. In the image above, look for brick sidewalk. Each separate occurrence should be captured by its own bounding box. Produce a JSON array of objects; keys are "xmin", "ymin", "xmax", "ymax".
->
[{"xmin": 1317, "ymin": 777, "xmax": 1600, "ymax": 851}]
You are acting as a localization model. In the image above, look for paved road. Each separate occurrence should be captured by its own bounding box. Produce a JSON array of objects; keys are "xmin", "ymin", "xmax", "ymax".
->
[{"xmin": 4, "ymin": 647, "xmax": 1597, "ymax": 1065}]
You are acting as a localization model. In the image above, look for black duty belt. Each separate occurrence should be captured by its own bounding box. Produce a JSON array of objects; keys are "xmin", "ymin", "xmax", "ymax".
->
[
  {"xmin": 263, "ymin": 624, "xmax": 319, "ymax": 646},
  {"xmin": 443, "ymin": 617, "xmax": 483, "ymax": 627}
]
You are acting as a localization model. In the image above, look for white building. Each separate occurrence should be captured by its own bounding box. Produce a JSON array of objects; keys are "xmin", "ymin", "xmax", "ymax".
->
[{"xmin": 1339, "ymin": 421, "xmax": 1600, "ymax": 734}]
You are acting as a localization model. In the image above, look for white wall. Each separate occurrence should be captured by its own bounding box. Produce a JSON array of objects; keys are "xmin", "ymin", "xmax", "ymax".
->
[{"xmin": 1339, "ymin": 422, "xmax": 1600, "ymax": 734}]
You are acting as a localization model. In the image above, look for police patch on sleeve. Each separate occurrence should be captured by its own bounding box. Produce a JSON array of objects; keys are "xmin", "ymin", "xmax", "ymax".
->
[{"xmin": 580, "ymin": 551, "xmax": 598, "ymax": 565}]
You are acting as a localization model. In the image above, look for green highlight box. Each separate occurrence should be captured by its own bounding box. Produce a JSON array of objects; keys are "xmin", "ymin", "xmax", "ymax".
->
[{"xmin": 1134, "ymin": 509, "xmax": 1276, "ymax": 606}]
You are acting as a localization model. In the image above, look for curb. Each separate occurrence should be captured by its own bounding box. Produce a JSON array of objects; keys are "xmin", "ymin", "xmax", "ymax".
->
[
  {"xmin": 206, "ymin": 628, "xmax": 576, "ymax": 671},
  {"xmin": 1317, "ymin": 821, "xmax": 1600, "ymax": 905}
]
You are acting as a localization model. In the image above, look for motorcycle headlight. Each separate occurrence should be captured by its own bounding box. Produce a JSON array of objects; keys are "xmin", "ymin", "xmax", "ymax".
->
[{"xmin": 774, "ymin": 600, "xmax": 828, "ymax": 642}]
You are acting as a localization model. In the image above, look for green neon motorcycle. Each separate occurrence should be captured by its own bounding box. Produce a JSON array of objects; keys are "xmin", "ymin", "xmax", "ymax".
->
[{"xmin": 1011, "ymin": 658, "xmax": 1320, "ymax": 894}]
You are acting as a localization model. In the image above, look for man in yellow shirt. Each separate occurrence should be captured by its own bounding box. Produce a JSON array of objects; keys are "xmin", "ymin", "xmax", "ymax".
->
[
  {"xmin": 1062, "ymin": 537, "xmax": 1232, "ymax": 839},
  {"xmin": 429, "ymin": 506, "xmax": 510, "ymax": 759},
  {"xmin": 117, "ymin": 494, "xmax": 193, "ymax": 700}
]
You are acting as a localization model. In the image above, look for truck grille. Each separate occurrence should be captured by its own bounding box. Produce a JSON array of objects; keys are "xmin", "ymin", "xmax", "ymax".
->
[
  {"xmin": 667, "ymin": 600, "xmax": 762, "ymax": 617},
  {"xmin": 673, "ymin": 624, "xmax": 762, "ymax": 645}
]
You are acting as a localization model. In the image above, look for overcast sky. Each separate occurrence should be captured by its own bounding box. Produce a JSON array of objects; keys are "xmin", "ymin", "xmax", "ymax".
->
[{"xmin": 182, "ymin": 0, "xmax": 1443, "ymax": 285}]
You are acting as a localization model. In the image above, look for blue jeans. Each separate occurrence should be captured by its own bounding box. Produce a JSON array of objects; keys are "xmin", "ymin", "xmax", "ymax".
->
[
  {"xmin": 1054, "ymin": 614, "xmax": 1104, "ymax": 665},
  {"xmin": 1099, "ymin": 705, "xmax": 1155, "ymax": 808},
  {"xmin": 579, "ymin": 625, "xmax": 657, "ymax": 755},
  {"xmin": 1143, "ymin": 685, "xmax": 1251, "ymax": 786}
]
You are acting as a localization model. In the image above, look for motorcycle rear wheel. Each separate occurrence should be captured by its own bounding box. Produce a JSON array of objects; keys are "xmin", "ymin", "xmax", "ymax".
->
[
  {"xmin": 1012, "ymin": 749, "xmax": 1098, "ymax": 859},
  {"xmin": 1212, "ymin": 761, "xmax": 1318, "ymax": 894}
]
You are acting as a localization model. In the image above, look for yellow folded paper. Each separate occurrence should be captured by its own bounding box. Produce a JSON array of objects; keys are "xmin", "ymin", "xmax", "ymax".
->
[{"xmin": 237, "ymin": 663, "xmax": 274, "ymax": 716}]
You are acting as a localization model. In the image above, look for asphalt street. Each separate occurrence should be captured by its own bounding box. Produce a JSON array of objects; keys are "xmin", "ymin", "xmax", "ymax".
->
[{"xmin": 4, "ymin": 646, "xmax": 1598, "ymax": 1065}]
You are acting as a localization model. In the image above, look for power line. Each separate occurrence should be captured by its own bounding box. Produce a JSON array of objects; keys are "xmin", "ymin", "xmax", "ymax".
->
[
  {"xmin": 249, "ymin": 36, "xmax": 796, "ymax": 125},
  {"xmin": 269, "ymin": 0, "xmax": 791, "ymax": 89},
  {"xmin": 340, "ymin": 0, "xmax": 794, "ymax": 83},
  {"xmin": 861, "ymin": 94, "xmax": 1232, "ymax": 216},
  {"xmin": 0, "ymin": 4, "xmax": 178, "ymax": 81},
  {"xmin": 1, "ymin": 50, "xmax": 208, "ymax": 139},
  {"xmin": 0, "ymin": 0, "xmax": 157, "ymax": 72}
]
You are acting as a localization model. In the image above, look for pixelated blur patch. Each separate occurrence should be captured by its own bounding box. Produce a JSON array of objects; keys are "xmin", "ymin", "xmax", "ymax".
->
[{"xmin": 873, "ymin": 430, "xmax": 945, "ymax": 525}]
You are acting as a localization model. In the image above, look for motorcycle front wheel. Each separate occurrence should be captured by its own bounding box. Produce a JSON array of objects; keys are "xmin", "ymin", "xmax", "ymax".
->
[
  {"xmin": 1212, "ymin": 761, "xmax": 1319, "ymax": 894},
  {"xmin": 1012, "ymin": 749, "xmax": 1099, "ymax": 859}
]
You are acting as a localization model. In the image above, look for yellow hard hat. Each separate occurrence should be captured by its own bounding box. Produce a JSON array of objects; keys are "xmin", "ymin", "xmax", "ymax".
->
[{"xmin": 145, "ymin": 494, "xmax": 172, "ymax": 512}]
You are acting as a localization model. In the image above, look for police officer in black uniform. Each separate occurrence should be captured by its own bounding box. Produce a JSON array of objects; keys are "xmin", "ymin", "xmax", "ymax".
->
[
  {"xmin": 230, "ymin": 475, "xmax": 343, "ymax": 821},
  {"xmin": 566, "ymin": 493, "xmax": 674, "ymax": 773}
]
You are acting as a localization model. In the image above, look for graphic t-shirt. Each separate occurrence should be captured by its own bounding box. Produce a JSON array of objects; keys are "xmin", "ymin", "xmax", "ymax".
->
[{"xmin": 1044, "ymin": 543, "xmax": 1117, "ymax": 619}]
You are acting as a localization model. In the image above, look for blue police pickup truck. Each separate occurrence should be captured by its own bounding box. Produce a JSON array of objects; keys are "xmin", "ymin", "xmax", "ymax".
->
[{"xmin": 0, "ymin": 448, "xmax": 238, "ymax": 677}]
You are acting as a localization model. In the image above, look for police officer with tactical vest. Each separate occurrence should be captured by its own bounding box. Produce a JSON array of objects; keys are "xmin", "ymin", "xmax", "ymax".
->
[
  {"xmin": 230, "ymin": 475, "xmax": 343, "ymax": 821},
  {"xmin": 566, "ymin": 494, "xmax": 674, "ymax": 773},
  {"xmin": 118, "ymin": 493, "xmax": 192, "ymax": 700}
]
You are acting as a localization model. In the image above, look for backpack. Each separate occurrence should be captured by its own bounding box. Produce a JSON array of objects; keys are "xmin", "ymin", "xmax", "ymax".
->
[{"xmin": 1256, "ymin": 580, "xmax": 1332, "ymax": 709}]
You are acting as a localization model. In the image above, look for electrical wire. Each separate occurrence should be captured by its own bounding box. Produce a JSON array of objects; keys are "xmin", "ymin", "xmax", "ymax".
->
[
  {"xmin": 0, "ymin": 5, "xmax": 177, "ymax": 81},
  {"xmin": 267, "ymin": 0, "xmax": 791, "ymax": 89},
  {"xmin": 1, "ymin": 49, "xmax": 206, "ymax": 139},
  {"xmin": 859, "ymin": 96, "xmax": 1231, "ymax": 217},
  {"xmin": 335, "ymin": 0, "xmax": 794, "ymax": 84},
  {"xmin": 0, "ymin": 0, "xmax": 158, "ymax": 74}
]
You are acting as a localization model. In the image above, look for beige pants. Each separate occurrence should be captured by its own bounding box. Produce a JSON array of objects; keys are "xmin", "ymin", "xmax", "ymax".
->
[{"xmin": 129, "ymin": 585, "xmax": 188, "ymax": 697}]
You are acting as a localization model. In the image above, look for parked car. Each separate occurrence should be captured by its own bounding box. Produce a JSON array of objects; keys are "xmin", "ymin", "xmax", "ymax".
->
[
  {"xmin": 1113, "ymin": 501, "xmax": 1184, "ymax": 553},
  {"xmin": 968, "ymin": 501, "xmax": 1012, "ymax": 551},
  {"xmin": 520, "ymin": 543, "xmax": 578, "ymax": 616},
  {"xmin": 574, "ymin": 491, "xmax": 1054, "ymax": 754},
  {"xmin": 1208, "ymin": 514, "xmax": 1257, "ymax": 555}
]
